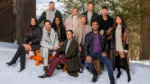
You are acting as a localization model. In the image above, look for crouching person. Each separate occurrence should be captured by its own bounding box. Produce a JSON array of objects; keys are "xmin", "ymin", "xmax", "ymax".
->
[
  {"xmin": 84, "ymin": 20, "xmax": 115, "ymax": 84},
  {"xmin": 40, "ymin": 20, "xmax": 59, "ymax": 71},
  {"xmin": 39, "ymin": 30, "xmax": 79, "ymax": 78}
]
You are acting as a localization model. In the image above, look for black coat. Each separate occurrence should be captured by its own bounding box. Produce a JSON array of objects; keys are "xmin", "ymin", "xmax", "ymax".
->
[
  {"xmin": 38, "ymin": 10, "xmax": 62, "ymax": 24},
  {"xmin": 99, "ymin": 14, "xmax": 114, "ymax": 31},
  {"xmin": 25, "ymin": 27, "xmax": 42, "ymax": 50},
  {"xmin": 82, "ymin": 11, "xmax": 100, "ymax": 26},
  {"xmin": 84, "ymin": 31, "xmax": 108, "ymax": 57}
]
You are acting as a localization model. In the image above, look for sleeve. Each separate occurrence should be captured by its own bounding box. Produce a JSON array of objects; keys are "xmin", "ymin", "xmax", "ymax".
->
[
  {"xmin": 31, "ymin": 28, "xmax": 42, "ymax": 44},
  {"xmin": 38, "ymin": 12, "xmax": 46, "ymax": 24},
  {"xmin": 84, "ymin": 34, "xmax": 90, "ymax": 57}
]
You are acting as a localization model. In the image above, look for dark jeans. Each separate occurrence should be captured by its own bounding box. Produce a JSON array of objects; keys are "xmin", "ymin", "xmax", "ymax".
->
[{"xmin": 86, "ymin": 52, "xmax": 114, "ymax": 78}]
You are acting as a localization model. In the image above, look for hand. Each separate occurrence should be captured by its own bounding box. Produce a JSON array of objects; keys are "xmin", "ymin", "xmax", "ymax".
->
[
  {"xmin": 124, "ymin": 50, "xmax": 128, "ymax": 53},
  {"xmin": 102, "ymin": 52, "xmax": 107, "ymax": 57},
  {"xmin": 86, "ymin": 56, "xmax": 92, "ymax": 63},
  {"xmin": 100, "ymin": 30, "xmax": 104, "ymax": 36},
  {"xmin": 53, "ymin": 46, "xmax": 58, "ymax": 50},
  {"xmin": 78, "ymin": 46, "xmax": 82, "ymax": 52},
  {"xmin": 29, "ymin": 41, "xmax": 32, "ymax": 45}
]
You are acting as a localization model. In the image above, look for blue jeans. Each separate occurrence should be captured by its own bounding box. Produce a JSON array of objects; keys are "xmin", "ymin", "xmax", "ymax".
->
[{"xmin": 86, "ymin": 52, "xmax": 114, "ymax": 78}]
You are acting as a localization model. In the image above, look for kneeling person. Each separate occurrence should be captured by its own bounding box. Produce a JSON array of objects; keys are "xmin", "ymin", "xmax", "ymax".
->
[{"xmin": 39, "ymin": 30, "xmax": 79, "ymax": 78}]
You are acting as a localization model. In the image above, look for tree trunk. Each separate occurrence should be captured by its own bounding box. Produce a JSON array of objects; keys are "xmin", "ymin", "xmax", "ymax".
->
[
  {"xmin": 140, "ymin": 0, "xmax": 150, "ymax": 60},
  {"xmin": 16, "ymin": 0, "xmax": 25, "ymax": 44}
]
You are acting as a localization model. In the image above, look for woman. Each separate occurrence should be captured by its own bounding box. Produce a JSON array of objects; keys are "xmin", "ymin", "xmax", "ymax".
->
[
  {"xmin": 112, "ymin": 15, "xmax": 131, "ymax": 82},
  {"xmin": 6, "ymin": 17, "xmax": 42, "ymax": 72},
  {"xmin": 52, "ymin": 16, "xmax": 66, "ymax": 42}
]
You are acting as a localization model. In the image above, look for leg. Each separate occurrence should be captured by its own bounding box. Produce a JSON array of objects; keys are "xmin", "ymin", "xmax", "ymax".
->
[
  {"xmin": 46, "ymin": 57, "xmax": 62, "ymax": 76},
  {"xmin": 19, "ymin": 50, "xmax": 26, "ymax": 72},
  {"xmin": 97, "ymin": 53, "xmax": 115, "ymax": 84},
  {"xmin": 40, "ymin": 47, "xmax": 49, "ymax": 71},
  {"xmin": 118, "ymin": 51, "xmax": 131, "ymax": 82},
  {"xmin": 7, "ymin": 44, "xmax": 25, "ymax": 66},
  {"xmin": 115, "ymin": 52, "xmax": 121, "ymax": 78},
  {"xmin": 77, "ymin": 52, "xmax": 83, "ymax": 73},
  {"xmin": 86, "ymin": 53, "xmax": 98, "ymax": 82}
]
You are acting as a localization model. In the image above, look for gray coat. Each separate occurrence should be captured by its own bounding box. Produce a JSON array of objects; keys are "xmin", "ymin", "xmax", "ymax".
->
[{"xmin": 40, "ymin": 28, "xmax": 59, "ymax": 57}]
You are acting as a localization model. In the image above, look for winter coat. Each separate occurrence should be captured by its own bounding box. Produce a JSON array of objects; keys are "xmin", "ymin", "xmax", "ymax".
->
[
  {"xmin": 99, "ymin": 14, "xmax": 114, "ymax": 31},
  {"xmin": 56, "ymin": 39, "xmax": 79, "ymax": 77},
  {"xmin": 74, "ymin": 24, "xmax": 92, "ymax": 45},
  {"xmin": 40, "ymin": 28, "xmax": 59, "ymax": 57},
  {"xmin": 82, "ymin": 11, "xmax": 100, "ymax": 26},
  {"xmin": 38, "ymin": 9, "xmax": 62, "ymax": 26},
  {"xmin": 64, "ymin": 15, "xmax": 80, "ymax": 32},
  {"xmin": 25, "ymin": 26, "xmax": 42, "ymax": 50},
  {"xmin": 84, "ymin": 31, "xmax": 108, "ymax": 57}
]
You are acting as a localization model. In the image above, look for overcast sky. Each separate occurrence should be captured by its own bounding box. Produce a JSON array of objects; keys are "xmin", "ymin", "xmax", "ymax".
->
[{"xmin": 36, "ymin": 0, "xmax": 64, "ymax": 16}]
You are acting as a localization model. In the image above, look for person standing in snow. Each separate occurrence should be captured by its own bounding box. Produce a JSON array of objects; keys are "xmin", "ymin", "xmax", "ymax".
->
[
  {"xmin": 40, "ymin": 20, "xmax": 59, "ymax": 71},
  {"xmin": 74, "ymin": 15, "xmax": 92, "ymax": 73},
  {"xmin": 6, "ymin": 17, "xmax": 42, "ymax": 72},
  {"xmin": 38, "ymin": 1, "xmax": 62, "ymax": 28},
  {"xmin": 39, "ymin": 30, "xmax": 79, "ymax": 78},
  {"xmin": 84, "ymin": 20, "xmax": 115, "ymax": 84},
  {"xmin": 112, "ymin": 15, "xmax": 131, "ymax": 82},
  {"xmin": 64, "ymin": 7, "xmax": 80, "ymax": 32}
]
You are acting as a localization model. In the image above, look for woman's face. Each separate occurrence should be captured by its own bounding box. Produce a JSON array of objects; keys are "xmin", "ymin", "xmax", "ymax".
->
[
  {"xmin": 31, "ymin": 18, "xmax": 36, "ymax": 26},
  {"xmin": 55, "ymin": 18, "xmax": 60, "ymax": 25},
  {"xmin": 116, "ymin": 16, "xmax": 122, "ymax": 24}
]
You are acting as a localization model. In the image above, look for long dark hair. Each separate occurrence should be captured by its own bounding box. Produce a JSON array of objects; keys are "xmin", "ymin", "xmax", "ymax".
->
[
  {"xmin": 26, "ymin": 17, "xmax": 38, "ymax": 34},
  {"xmin": 52, "ymin": 16, "xmax": 66, "ymax": 41},
  {"xmin": 113, "ymin": 14, "xmax": 127, "ymax": 34}
]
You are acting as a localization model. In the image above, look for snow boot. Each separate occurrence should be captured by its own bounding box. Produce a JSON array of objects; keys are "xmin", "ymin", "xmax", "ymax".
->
[
  {"xmin": 115, "ymin": 56, "xmax": 122, "ymax": 78},
  {"xmin": 121, "ymin": 57, "xmax": 131, "ymax": 82},
  {"xmin": 92, "ymin": 71, "xmax": 98, "ymax": 82},
  {"xmin": 7, "ymin": 45, "xmax": 25, "ymax": 66},
  {"xmin": 19, "ymin": 50, "xmax": 26, "ymax": 72}
]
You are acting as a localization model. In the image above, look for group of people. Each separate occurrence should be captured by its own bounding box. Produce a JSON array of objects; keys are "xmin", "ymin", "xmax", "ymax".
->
[{"xmin": 6, "ymin": 1, "xmax": 131, "ymax": 84}]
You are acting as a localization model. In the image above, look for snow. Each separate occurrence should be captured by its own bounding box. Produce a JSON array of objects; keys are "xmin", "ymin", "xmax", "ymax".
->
[{"xmin": 0, "ymin": 42, "xmax": 150, "ymax": 84}]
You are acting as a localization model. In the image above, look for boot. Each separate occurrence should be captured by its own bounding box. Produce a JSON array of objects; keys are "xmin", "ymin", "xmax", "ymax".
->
[
  {"xmin": 19, "ymin": 50, "xmax": 26, "ymax": 72},
  {"xmin": 121, "ymin": 57, "xmax": 131, "ymax": 82},
  {"xmin": 6, "ymin": 45, "xmax": 25, "ymax": 66},
  {"xmin": 110, "ymin": 77, "xmax": 115, "ymax": 84},
  {"xmin": 43, "ymin": 66, "xmax": 48, "ymax": 71},
  {"xmin": 38, "ymin": 73, "xmax": 50, "ymax": 78},
  {"xmin": 115, "ymin": 56, "xmax": 122, "ymax": 78},
  {"xmin": 92, "ymin": 72, "xmax": 98, "ymax": 82}
]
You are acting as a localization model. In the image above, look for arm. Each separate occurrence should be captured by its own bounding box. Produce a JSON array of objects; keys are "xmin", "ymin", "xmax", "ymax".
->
[
  {"xmin": 84, "ymin": 34, "xmax": 90, "ymax": 57},
  {"xmin": 38, "ymin": 12, "xmax": 46, "ymax": 24},
  {"xmin": 31, "ymin": 28, "xmax": 42, "ymax": 44},
  {"xmin": 125, "ymin": 27, "xmax": 129, "ymax": 50},
  {"xmin": 54, "ymin": 33, "xmax": 60, "ymax": 48}
]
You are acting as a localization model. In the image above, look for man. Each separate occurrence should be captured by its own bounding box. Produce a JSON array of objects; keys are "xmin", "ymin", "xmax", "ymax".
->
[
  {"xmin": 84, "ymin": 20, "xmax": 115, "ymax": 84},
  {"xmin": 99, "ymin": 6, "xmax": 114, "ymax": 31},
  {"xmin": 82, "ymin": 2, "xmax": 100, "ymax": 26},
  {"xmin": 38, "ymin": 1, "xmax": 62, "ymax": 27},
  {"xmin": 99, "ymin": 6, "xmax": 115, "ymax": 68},
  {"xmin": 40, "ymin": 20, "xmax": 59, "ymax": 71},
  {"xmin": 64, "ymin": 7, "xmax": 80, "ymax": 32},
  {"xmin": 74, "ymin": 15, "xmax": 91, "ymax": 73},
  {"xmin": 39, "ymin": 30, "xmax": 79, "ymax": 78}
]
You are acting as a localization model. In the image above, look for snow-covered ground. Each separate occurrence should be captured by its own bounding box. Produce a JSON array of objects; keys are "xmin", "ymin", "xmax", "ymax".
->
[{"xmin": 0, "ymin": 42, "xmax": 150, "ymax": 84}]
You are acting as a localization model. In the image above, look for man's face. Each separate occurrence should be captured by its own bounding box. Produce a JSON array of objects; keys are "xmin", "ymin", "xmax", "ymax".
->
[
  {"xmin": 66, "ymin": 32, "xmax": 73, "ymax": 40},
  {"xmin": 72, "ymin": 9, "xmax": 78, "ymax": 16},
  {"xmin": 80, "ymin": 17, "xmax": 86, "ymax": 25},
  {"xmin": 101, "ymin": 9, "xmax": 108, "ymax": 16},
  {"xmin": 49, "ymin": 3, "xmax": 55, "ymax": 10},
  {"xmin": 44, "ymin": 22, "xmax": 51, "ymax": 31},
  {"xmin": 92, "ymin": 22, "xmax": 99, "ymax": 31},
  {"xmin": 88, "ymin": 4, "xmax": 94, "ymax": 12}
]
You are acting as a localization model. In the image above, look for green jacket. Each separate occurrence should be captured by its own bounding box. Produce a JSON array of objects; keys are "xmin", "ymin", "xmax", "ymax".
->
[
  {"xmin": 56, "ymin": 39, "xmax": 79, "ymax": 77},
  {"xmin": 38, "ymin": 10, "xmax": 62, "ymax": 24}
]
